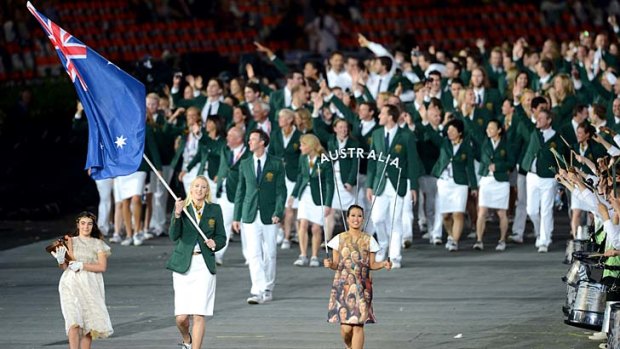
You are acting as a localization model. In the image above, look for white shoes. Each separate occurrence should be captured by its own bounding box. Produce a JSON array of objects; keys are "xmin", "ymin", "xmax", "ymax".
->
[
  {"xmin": 120, "ymin": 237, "xmax": 133, "ymax": 246},
  {"xmin": 276, "ymin": 228, "xmax": 284, "ymax": 244},
  {"xmin": 309, "ymin": 256, "xmax": 320, "ymax": 267},
  {"xmin": 537, "ymin": 245, "xmax": 548, "ymax": 253},
  {"xmin": 508, "ymin": 234, "xmax": 523, "ymax": 244},
  {"xmin": 467, "ymin": 231, "xmax": 476, "ymax": 239},
  {"xmin": 133, "ymin": 234, "xmax": 144, "ymax": 246},
  {"xmin": 421, "ymin": 232, "xmax": 430, "ymax": 239},
  {"xmin": 263, "ymin": 290, "xmax": 272, "ymax": 302},
  {"xmin": 473, "ymin": 241, "xmax": 484, "ymax": 250},
  {"xmin": 447, "ymin": 240, "xmax": 458, "ymax": 252},
  {"xmin": 246, "ymin": 294, "xmax": 263, "ymax": 304},
  {"xmin": 391, "ymin": 260, "xmax": 402, "ymax": 269},
  {"xmin": 109, "ymin": 234, "xmax": 122, "ymax": 243},
  {"xmin": 589, "ymin": 332, "xmax": 607, "ymax": 341},
  {"xmin": 215, "ymin": 256, "xmax": 223, "ymax": 266},
  {"xmin": 293, "ymin": 255, "xmax": 309, "ymax": 266},
  {"xmin": 281, "ymin": 239, "xmax": 291, "ymax": 250},
  {"xmin": 495, "ymin": 241, "xmax": 506, "ymax": 251},
  {"xmin": 430, "ymin": 237, "xmax": 443, "ymax": 245}
]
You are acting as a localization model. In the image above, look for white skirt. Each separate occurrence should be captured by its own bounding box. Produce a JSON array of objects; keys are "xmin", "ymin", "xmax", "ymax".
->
[
  {"xmin": 297, "ymin": 187, "xmax": 323, "ymax": 225},
  {"xmin": 478, "ymin": 176, "xmax": 510, "ymax": 210},
  {"xmin": 571, "ymin": 191, "xmax": 590, "ymax": 211},
  {"xmin": 285, "ymin": 177, "xmax": 299, "ymax": 209},
  {"xmin": 113, "ymin": 171, "xmax": 147, "ymax": 202},
  {"xmin": 436, "ymin": 178, "xmax": 468, "ymax": 214},
  {"xmin": 173, "ymin": 254, "xmax": 216, "ymax": 316},
  {"xmin": 331, "ymin": 173, "xmax": 356, "ymax": 211}
]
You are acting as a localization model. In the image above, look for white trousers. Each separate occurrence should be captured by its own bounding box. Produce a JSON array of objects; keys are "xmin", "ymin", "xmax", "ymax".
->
[
  {"xmin": 150, "ymin": 165, "xmax": 173, "ymax": 232},
  {"xmin": 215, "ymin": 195, "xmax": 234, "ymax": 260},
  {"xmin": 418, "ymin": 175, "xmax": 438, "ymax": 234},
  {"xmin": 370, "ymin": 181, "xmax": 403, "ymax": 262},
  {"xmin": 356, "ymin": 174, "xmax": 374, "ymax": 234},
  {"xmin": 526, "ymin": 173, "xmax": 556, "ymax": 247},
  {"xmin": 242, "ymin": 213, "xmax": 277, "ymax": 295},
  {"xmin": 401, "ymin": 180, "xmax": 414, "ymax": 242},
  {"xmin": 512, "ymin": 172, "xmax": 527, "ymax": 237},
  {"xmin": 95, "ymin": 178, "xmax": 114, "ymax": 235}
]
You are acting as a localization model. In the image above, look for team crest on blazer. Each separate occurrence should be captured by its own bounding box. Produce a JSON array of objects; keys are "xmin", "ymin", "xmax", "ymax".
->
[
  {"xmin": 265, "ymin": 172, "xmax": 274, "ymax": 182},
  {"xmin": 208, "ymin": 218, "xmax": 215, "ymax": 228},
  {"xmin": 461, "ymin": 153, "xmax": 467, "ymax": 160},
  {"xmin": 394, "ymin": 144, "xmax": 402, "ymax": 153},
  {"xmin": 293, "ymin": 143, "xmax": 299, "ymax": 151},
  {"xmin": 477, "ymin": 118, "xmax": 484, "ymax": 126},
  {"xmin": 500, "ymin": 149, "xmax": 506, "ymax": 157},
  {"xmin": 588, "ymin": 153, "xmax": 593, "ymax": 160},
  {"xmin": 550, "ymin": 142, "xmax": 557, "ymax": 149},
  {"xmin": 485, "ymin": 103, "xmax": 493, "ymax": 111}
]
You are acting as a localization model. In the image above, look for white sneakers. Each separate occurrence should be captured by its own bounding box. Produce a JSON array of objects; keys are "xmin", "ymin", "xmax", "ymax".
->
[
  {"xmin": 309, "ymin": 256, "xmax": 320, "ymax": 267},
  {"xmin": 293, "ymin": 255, "xmax": 309, "ymax": 266},
  {"xmin": 537, "ymin": 245, "xmax": 548, "ymax": 253},
  {"xmin": 508, "ymin": 234, "xmax": 524, "ymax": 244},
  {"xmin": 430, "ymin": 237, "xmax": 443, "ymax": 245},
  {"xmin": 281, "ymin": 239, "xmax": 291, "ymax": 250},
  {"xmin": 495, "ymin": 241, "xmax": 506, "ymax": 251},
  {"xmin": 109, "ymin": 234, "xmax": 122, "ymax": 243},
  {"xmin": 247, "ymin": 290, "xmax": 272, "ymax": 304},
  {"xmin": 473, "ymin": 241, "xmax": 484, "ymax": 251}
]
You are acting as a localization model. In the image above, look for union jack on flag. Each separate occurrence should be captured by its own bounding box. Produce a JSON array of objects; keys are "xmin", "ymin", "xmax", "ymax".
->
[{"xmin": 27, "ymin": 2, "xmax": 146, "ymax": 180}]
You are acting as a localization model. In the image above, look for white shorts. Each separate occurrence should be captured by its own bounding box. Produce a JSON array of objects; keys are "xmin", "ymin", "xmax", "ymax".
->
[{"xmin": 478, "ymin": 176, "xmax": 510, "ymax": 210}]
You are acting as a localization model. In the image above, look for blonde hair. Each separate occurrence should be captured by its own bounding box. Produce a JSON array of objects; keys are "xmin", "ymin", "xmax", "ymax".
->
[
  {"xmin": 300, "ymin": 133, "xmax": 325, "ymax": 157},
  {"xmin": 295, "ymin": 108, "xmax": 313, "ymax": 132},
  {"xmin": 552, "ymin": 73, "xmax": 575, "ymax": 102},
  {"xmin": 185, "ymin": 175, "xmax": 212, "ymax": 206}
]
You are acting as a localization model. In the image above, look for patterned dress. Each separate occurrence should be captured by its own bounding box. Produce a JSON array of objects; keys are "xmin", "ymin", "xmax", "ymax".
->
[
  {"xmin": 58, "ymin": 236, "xmax": 113, "ymax": 338},
  {"xmin": 326, "ymin": 231, "xmax": 381, "ymax": 325}
]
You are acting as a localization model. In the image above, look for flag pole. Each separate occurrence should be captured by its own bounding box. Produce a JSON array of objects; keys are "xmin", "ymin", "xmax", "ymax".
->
[{"xmin": 142, "ymin": 154, "xmax": 214, "ymax": 250}]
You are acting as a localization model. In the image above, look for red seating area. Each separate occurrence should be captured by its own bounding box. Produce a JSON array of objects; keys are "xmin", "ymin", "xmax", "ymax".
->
[
  {"xmin": 2, "ymin": 1, "xmax": 599, "ymax": 82},
  {"xmin": 345, "ymin": 2, "xmax": 589, "ymax": 51}
]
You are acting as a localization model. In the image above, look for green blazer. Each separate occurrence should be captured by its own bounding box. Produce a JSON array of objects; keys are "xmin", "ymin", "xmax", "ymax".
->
[
  {"xmin": 292, "ymin": 154, "xmax": 334, "ymax": 207},
  {"xmin": 187, "ymin": 136, "xmax": 225, "ymax": 180},
  {"xmin": 328, "ymin": 95, "xmax": 379, "ymax": 174},
  {"xmin": 551, "ymin": 94, "xmax": 577, "ymax": 128},
  {"xmin": 457, "ymin": 108, "xmax": 491, "ymax": 160},
  {"xmin": 571, "ymin": 140, "xmax": 606, "ymax": 175},
  {"xmin": 327, "ymin": 136, "xmax": 360, "ymax": 186},
  {"xmin": 479, "ymin": 88, "xmax": 502, "ymax": 117},
  {"xmin": 520, "ymin": 129, "xmax": 565, "ymax": 178},
  {"xmin": 234, "ymin": 154, "xmax": 286, "ymax": 224},
  {"xmin": 415, "ymin": 123, "xmax": 442, "ymax": 175},
  {"xmin": 138, "ymin": 124, "xmax": 162, "ymax": 172},
  {"xmin": 367, "ymin": 126, "xmax": 423, "ymax": 195},
  {"xmin": 269, "ymin": 88, "xmax": 287, "ymax": 120},
  {"xmin": 166, "ymin": 203, "xmax": 227, "ymax": 275},
  {"xmin": 150, "ymin": 112, "xmax": 179, "ymax": 166},
  {"xmin": 215, "ymin": 146, "xmax": 251, "ymax": 202},
  {"xmin": 268, "ymin": 128, "xmax": 301, "ymax": 182},
  {"xmin": 431, "ymin": 139, "xmax": 478, "ymax": 188},
  {"xmin": 478, "ymin": 137, "xmax": 514, "ymax": 182}
]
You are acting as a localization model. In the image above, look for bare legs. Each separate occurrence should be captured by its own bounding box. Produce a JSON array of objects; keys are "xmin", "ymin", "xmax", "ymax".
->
[
  {"xmin": 67, "ymin": 327, "xmax": 92, "ymax": 349},
  {"xmin": 298, "ymin": 219, "xmax": 322, "ymax": 259},
  {"xmin": 443, "ymin": 212, "xmax": 464, "ymax": 242},
  {"xmin": 121, "ymin": 195, "xmax": 142, "ymax": 238},
  {"xmin": 340, "ymin": 325, "xmax": 365, "ymax": 349},
  {"xmin": 476, "ymin": 207, "xmax": 508, "ymax": 243},
  {"xmin": 176, "ymin": 314, "xmax": 206, "ymax": 349}
]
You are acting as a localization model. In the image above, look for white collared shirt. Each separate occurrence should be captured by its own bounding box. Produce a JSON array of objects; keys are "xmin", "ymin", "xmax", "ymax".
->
[
  {"xmin": 284, "ymin": 87, "xmax": 292, "ymax": 107},
  {"xmin": 384, "ymin": 125, "xmax": 397, "ymax": 148},
  {"xmin": 201, "ymin": 99, "xmax": 220, "ymax": 123},
  {"xmin": 360, "ymin": 119, "xmax": 376, "ymax": 136},
  {"xmin": 326, "ymin": 69, "xmax": 353, "ymax": 91}
]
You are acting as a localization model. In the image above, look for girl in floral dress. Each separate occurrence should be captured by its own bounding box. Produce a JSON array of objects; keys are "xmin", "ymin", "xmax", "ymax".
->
[{"xmin": 324, "ymin": 205, "xmax": 391, "ymax": 349}]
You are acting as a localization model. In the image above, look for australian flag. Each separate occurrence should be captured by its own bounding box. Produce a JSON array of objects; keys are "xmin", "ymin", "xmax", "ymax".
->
[{"xmin": 27, "ymin": 2, "xmax": 145, "ymax": 180}]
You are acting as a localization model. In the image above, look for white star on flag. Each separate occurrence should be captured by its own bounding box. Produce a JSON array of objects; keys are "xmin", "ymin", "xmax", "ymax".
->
[{"xmin": 114, "ymin": 135, "xmax": 127, "ymax": 149}]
